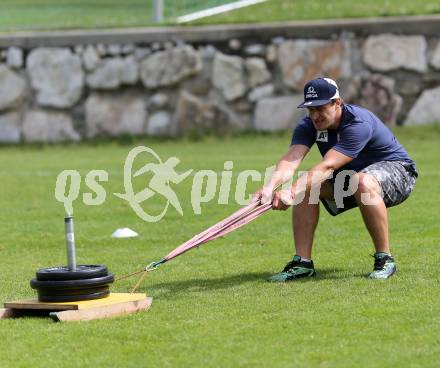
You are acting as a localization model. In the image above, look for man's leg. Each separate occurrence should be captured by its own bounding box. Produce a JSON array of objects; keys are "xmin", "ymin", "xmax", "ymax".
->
[
  {"xmin": 293, "ymin": 181, "xmax": 334, "ymax": 259},
  {"xmin": 353, "ymin": 173, "xmax": 389, "ymax": 253},
  {"xmin": 268, "ymin": 181, "xmax": 334, "ymax": 282},
  {"xmin": 353, "ymin": 172, "xmax": 395, "ymax": 279}
]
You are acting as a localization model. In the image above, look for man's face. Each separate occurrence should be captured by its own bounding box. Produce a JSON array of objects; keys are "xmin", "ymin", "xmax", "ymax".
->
[{"xmin": 307, "ymin": 100, "xmax": 341, "ymax": 130}]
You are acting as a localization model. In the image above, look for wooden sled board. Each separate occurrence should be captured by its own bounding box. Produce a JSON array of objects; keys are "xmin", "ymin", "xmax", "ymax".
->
[
  {"xmin": 4, "ymin": 293, "xmax": 147, "ymax": 311},
  {"xmin": 0, "ymin": 308, "xmax": 16, "ymax": 319},
  {"xmin": 50, "ymin": 296, "xmax": 153, "ymax": 322},
  {"xmin": 2, "ymin": 293, "xmax": 152, "ymax": 322}
]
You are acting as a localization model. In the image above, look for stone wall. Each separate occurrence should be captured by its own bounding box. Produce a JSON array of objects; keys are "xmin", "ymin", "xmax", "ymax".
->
[{"xmin": 1, "ymin": 16, "xmax": 440, "ymax": 143}]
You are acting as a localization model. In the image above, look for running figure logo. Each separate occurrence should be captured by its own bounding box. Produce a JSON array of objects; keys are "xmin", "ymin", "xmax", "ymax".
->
[{"xmin": 114, "ymin": 146, "xmax": 192, "ymax": 222}]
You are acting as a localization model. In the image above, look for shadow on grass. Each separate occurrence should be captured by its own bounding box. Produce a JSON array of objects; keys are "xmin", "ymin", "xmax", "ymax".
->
[
  {"xmin": 146, "ymin": 268, "xmax": 366, "ymax": 298},
  {"xmin": 2, "ymin": 309, "xmax": 55, "ymax": 321},
  {"xmin": 315, "ymin": 268, "xmax": 368, "ymax": 280},
  {"xmin": 149, "ymin": 272, "xmax": 269, "ymax": 298}
]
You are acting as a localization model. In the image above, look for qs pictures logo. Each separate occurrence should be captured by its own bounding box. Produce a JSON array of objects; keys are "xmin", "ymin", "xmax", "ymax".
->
[
  {"xmin": 54, "ymin": 146, "xmax": 275, "ymax": 223},
  {"xmin": 114, "ymin": 146, "xmax": 192, "ymax": 222}
]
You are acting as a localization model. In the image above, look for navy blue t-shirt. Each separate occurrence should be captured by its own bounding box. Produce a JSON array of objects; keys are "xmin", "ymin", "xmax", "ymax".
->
[{"xmin": 291, "ymin": 104, "xmax": 416, "ymax": 173}]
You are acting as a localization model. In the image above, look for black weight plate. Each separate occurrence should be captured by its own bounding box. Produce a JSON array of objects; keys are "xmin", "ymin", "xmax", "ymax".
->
[
  {"xmin": 36, "ymin": 264, "xmax": 108, "ymax": 281},
  {"xmin": 30, "ymin": 274, "xmax": 114, "ymax": 290},
  {"xmin": 37, "ymin": 286, "xmax": 109, "ymax": 296},
  {"xmin": 37, "ymin": 290, "xmax": 110, "ymax": 303}
]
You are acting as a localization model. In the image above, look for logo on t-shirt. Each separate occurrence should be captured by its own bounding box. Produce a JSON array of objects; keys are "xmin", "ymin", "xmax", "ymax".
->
[{"xmin": 316, "ymin": 130, "xmax": 328, "ymax": 142}]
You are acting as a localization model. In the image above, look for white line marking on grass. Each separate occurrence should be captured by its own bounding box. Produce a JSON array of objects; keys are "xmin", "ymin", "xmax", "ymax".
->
[{"xmin": 176, "ymin": 0, "xmax": 268, "ymax": 23}]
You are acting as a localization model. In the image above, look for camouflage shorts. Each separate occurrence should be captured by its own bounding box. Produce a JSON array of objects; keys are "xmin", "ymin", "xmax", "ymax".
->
[{"xmin": 321, "ymin": 161, "xmax": 418, "ymax": 216}]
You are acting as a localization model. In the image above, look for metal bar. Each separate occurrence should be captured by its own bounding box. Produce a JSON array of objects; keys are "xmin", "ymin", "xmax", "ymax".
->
[
  {"xmin": 65, "ymin": 215, "xmax": 77, "ymax": 271},
  {"xmin": 152, "ymin": 0, "xmax": 163, "ymax": 23}
]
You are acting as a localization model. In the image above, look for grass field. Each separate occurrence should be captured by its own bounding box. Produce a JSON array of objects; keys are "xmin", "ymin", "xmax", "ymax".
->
[
  {"xmin": 193, "ymin": 0, "xmax": 440, "ymax": 25},
  {"xmin": 0, "ymin": 125, "xmax": 439, "ymax": 367},
  {"xmin": 0, "ymin": 0, "xmax": 440, "ymax": 32}
]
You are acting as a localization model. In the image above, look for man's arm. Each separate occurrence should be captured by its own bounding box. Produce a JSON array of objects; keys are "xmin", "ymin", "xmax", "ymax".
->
[
  {"xmin": 258, "ymin": 144, "xmax": 310, "ymax": 203},
  {"xmin": 272, "ymin": 148, "xmax": 353, "ymax": 209},
  {"xmin": 306, "ymin": 148, "xmax": 353, "ymax": 179}
]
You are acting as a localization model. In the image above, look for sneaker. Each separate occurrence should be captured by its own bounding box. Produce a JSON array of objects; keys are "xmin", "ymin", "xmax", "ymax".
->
[
  {"xmin": 268, "ymin": 255, "xmax": 316, "ymax": 282},
  {"xmin": 368, "ymin": 252, "xmax": 396, "ymax": 279}
]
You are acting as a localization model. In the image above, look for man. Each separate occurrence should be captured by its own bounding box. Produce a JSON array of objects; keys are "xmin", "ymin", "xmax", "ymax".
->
[{"xmin": 257, "ymin": 77, "xmax": 417, "ymax": 281}]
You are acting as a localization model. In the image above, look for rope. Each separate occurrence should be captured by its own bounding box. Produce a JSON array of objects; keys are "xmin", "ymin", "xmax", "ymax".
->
[
  {"xmin": 114, "ymin": 260, "xmax": 164, "ymax": 293},
  {"xmin": 113, "ymin": 185, "xmax": 282, "ymax": 292},
  {"xmin": 130, "ymin": 270, "xmax": 149, "ymax": 293},
  {"xmin": 114, "ymin": 268, "xmax": 145, "ymax": 282}
]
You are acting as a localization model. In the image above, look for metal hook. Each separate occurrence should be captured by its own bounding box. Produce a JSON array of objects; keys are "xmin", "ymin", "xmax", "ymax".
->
[{"xmin": 145, "ymin": 259, "xmax": 166, "ymax": 272}]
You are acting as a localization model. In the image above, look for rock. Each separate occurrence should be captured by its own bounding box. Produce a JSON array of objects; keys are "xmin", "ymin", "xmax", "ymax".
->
[
  {"xmin": 27, "ymin": 48, "xmax": 84, "ymax": 108},
  {"xmin": 272, "ymin": 36, "xmax": 285, "ymax": 45},
  {"xmin": 200, "ymin": 45, "xmax": 217, "ymax": 59},
  {"xmin": 429, "ymin": 41, "xmax": 440, "ymax": 70},
  {"xmin": 212, "ymin": 52, "xmax": 246, "ymax": 101},
  {"xmin": 234, "ymin": 99, "xmax": 253, "ymax": 113},
  {"xmin": 245, "ymin": 44, "xmax": 266, "ymax": 56},
  {"xmin": 363, "ymin": 34, "xmax": 427, "ymax": 73},
  {"xmin": 174, "ymin": 91, "xmax": 242, "ymax": 135},
  {"xmin": 134, "ymin": 47, "xmax": 151, "ymax": 61},
  {"xmin": 146, "ymin": 111, "xmax": 172, "ymax": 136},
  {"xmin": 149, "ymin": 93, "xmax": 169, "ymax": 108},
  {"xmin": 174, "ymin": 40, "xmax": 186, "ymax": 48},
  {"xmin": 389, "ymin": 71, "xmax": 424, "ymax": 97},
  {"xmin": 229, "ymin": 39, "xmax": 242, "ymax": 50},
  {"xmin": 86, "ymin": 58, "xmax": 123, "ymax": 89},
  {"xmin": 278, "ymin": 39, "xmax": 351, "ymax": 90},
  {"xmin": 86, "ymin": 57, "xmax": 138, "ymax": 89},
  {"xmin": 85, "ymin": 93, "xmax": 147, "ymax": 138},
  {"xmin": 140, "ymin": 45, "xmax": 202, "ymax": 89},
  {"xmin": 254, "ymin": 95, "xmax": 305, "ymax": 131},
  {"xmin": 245, "ymin": 57, "xmax": 271, "ymax": 88},
  {"xmin": 121, "ymin": 44, "xmax": 135, "ymax": 55},
  {"xmin": 22, "ymin": 110, "xmax": 80, "ymax": 142},
  {"xmin": 0, "ymin": 111, "xmax": 21, "ymax": 143},
  {"xmin": 248, "ymin": 84, "xmax": 274, "ymax": 102},
  {"xmin": 6, "ymin": 47, "xmax": 23, "ymax": 69},
  {"xmin": 180, "ymin": 48, "xmax": 214, "ymax": 97},
  {"xmin": 96, "ymin": 43, "xmax": 107, "ymax": 56},
  {"xmin": 181, "ymin": 74, "xmax": 212, "ymax": 97},
  {"xmin": 404, "ymin": 86, "xmax": 440, "ymax": 125},
  {"xmin": 107, "ymin": 44, "xmax": 121, "ymax": 56},
  {"xmin": 345, "ymin": 74, "xmax": 402, "ymax": 126},
  {"xmin": 74, "ymin": 45, "xmax": 84, "ymax": 55},
  {"xmin": 120, "ymin": 56, "xmax": 139, "ymax": 85},
  {"xmin": 82, "ymin": 45, "xmax": 100, "ymax": 71},
  {"xmin": 163, "ymin": 42, "xmax": 174, "ymax": 50},
  {"xmin": 266, "ymin": 44, "xmax": 277, "ymax": 63},
  {"xmin": 0, "ymin": 65, "xmax": 27, "ymax": 111}
]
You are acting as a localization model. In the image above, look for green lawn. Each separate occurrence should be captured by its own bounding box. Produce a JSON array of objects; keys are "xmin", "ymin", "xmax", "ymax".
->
[
  {"xmin": 193, "ymin": 0, "xmax": 440, "ymax": 25},
  {"xmin": 0, "ymin": 0, "xmax": 440, "ymax": 32},
  {"xmin": 0, "ymin": 125, "xmax": 439, "ymax": 367}
]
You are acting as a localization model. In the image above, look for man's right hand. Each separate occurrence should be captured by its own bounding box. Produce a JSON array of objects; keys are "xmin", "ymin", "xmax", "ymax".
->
[{"xmin": 271, "ymin": 189, "xmax": 294, "ymax": 211}]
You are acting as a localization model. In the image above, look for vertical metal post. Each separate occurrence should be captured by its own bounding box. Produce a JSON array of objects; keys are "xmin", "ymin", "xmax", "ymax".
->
[
  {"xmin": 153, "ymin": 0, "xmax": 164, "ymax": 23},
  {"xmin": 65, "ymin": 215, "xmax": 77, "ymax": 271}
]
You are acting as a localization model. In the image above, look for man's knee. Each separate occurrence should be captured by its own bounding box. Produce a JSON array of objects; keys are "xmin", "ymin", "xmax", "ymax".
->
[
  {"xmin": 356, "ymin": 173, "xmax": 380, "ymax": 193},
  {"xmin": 354, "ymin": 173, "xmax": 383, "ymax": 205}
]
